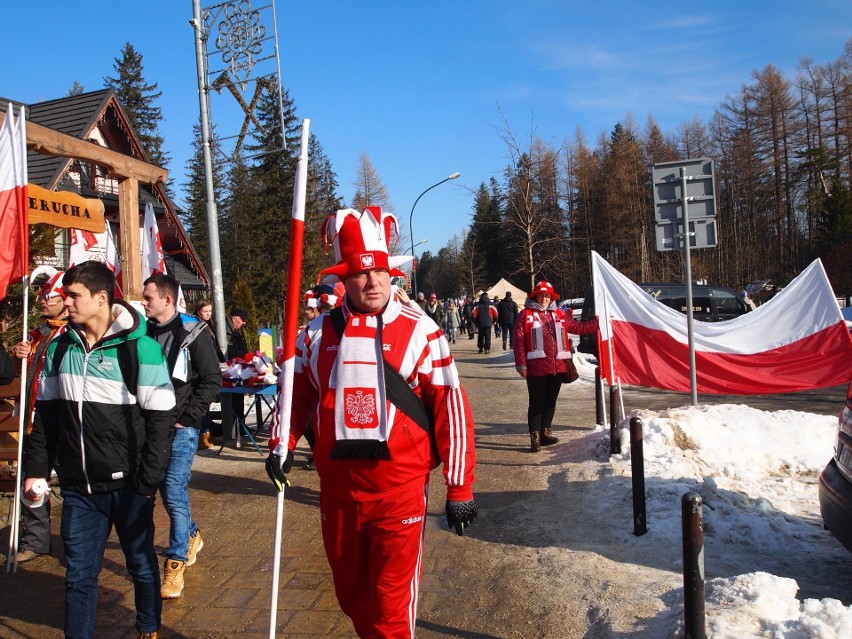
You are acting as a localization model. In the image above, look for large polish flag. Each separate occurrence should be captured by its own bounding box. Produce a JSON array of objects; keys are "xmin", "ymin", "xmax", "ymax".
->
[
  {"xmin": 592, "ymin": 251, "xmax": 852, "ymax": 394},
  {"xmin": 0, "ymin": 103, "xmax": 29, "ymax": 300}
]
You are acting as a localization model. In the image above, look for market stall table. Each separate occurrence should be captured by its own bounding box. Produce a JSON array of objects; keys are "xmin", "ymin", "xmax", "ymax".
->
[{"xmin": 217, "ymin": 384, "xmax": 277, "ymax": 456}]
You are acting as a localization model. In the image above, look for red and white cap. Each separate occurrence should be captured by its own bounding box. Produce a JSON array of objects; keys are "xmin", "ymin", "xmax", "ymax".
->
[
  {"xmin": 530, "ymin": 280, "xmax": 559, "ymax": 301},
  {"xmin": 319, "ymin": 207, "xmax": 412, "ymax": 282},
  {"xmin": 31, "ymin": 265, "xmax": 66, "ymax": 300}
]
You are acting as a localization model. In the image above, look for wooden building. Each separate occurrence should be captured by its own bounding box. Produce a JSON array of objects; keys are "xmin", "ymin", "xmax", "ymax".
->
[{"xmin": 3, "ymin": 88, "xmax": 209, "ymax": 293}]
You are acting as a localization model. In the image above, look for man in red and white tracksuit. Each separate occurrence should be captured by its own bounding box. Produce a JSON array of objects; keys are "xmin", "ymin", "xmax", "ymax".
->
[{"xmin": 267, "ymin": 207, "xmax": 477, "ymax": 639}]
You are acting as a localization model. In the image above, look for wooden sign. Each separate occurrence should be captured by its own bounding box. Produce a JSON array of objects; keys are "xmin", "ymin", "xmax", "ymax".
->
[{"xmin": 27, "ymin": 183, "xmax": 105, "ymax": 233}]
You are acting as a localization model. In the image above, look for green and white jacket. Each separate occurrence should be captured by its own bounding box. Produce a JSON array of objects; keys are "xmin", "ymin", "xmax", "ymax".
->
[{"xmin": 27, "ymin": 300, "xmax": 177, "ymax": 495}]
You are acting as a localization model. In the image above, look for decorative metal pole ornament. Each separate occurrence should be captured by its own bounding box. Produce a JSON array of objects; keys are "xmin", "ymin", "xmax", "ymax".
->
[{"xmin": 216, "ymin": 0, "xmax": 266, "ymax": 91}]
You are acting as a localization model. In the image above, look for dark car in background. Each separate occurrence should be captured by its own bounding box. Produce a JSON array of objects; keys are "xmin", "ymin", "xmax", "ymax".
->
[
  {"xmin": 819, "ymin": 379, "xmax": 852, "ymax": 553},
  {"xmin": 577, "ymin": 283, "xmax": 751, "ymax": 356}
]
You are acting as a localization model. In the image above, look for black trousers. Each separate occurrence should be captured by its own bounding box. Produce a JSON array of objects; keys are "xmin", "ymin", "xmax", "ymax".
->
[
  {"xmin": 525, "ymin": 374, "xmax": 563, "ymax": 433},
  {"xmin": 477, "ymin": 327, "xmax": 492, "ymax": 352},
  {"xmin": 500, "ymin": 323, "xmax": 514, "ymax": 348}
]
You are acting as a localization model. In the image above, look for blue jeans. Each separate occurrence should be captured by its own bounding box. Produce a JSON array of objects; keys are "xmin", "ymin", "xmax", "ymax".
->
[
  {"xmin": 61, "ymin": 487, "xmax": 161, "ymax": 638},
  {"xmin": 160, "ymin": 426, "xmax": 199, "ymax": 562}
]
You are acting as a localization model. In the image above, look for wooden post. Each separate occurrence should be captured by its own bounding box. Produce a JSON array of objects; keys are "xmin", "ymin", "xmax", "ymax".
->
[{"xmin": 118, "ymin": 177, "xmax": 141, "ymax": 299}]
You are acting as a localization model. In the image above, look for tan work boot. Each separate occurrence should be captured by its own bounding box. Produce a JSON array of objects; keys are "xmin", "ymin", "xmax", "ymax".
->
[
  {"xmin": 161, "ymin": 559, "xmax": 187, "ymax": 599},
  {"xmin": 530, "ymin": 430, "xmax": 541, "ymax": 453},
  {"xmin": 186, "ymin": 529, "xmax": 204, "ymax": 567},
  {"xmin": 197, "ymin": 432, "xmax": 214, "ymax": 450},
  {"xmin": 137, "ymin": 632, "xmax": 159, "ymax": 639}
]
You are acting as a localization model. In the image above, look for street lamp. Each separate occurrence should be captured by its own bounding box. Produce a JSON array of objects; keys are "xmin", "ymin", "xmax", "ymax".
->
[
  {"xmin": 408, "ymin": 239, "xmax": 428, "ymax": 293},
  {"xmin": 409, "ymin": 172, "xmax": 460, "ymax": 297}
]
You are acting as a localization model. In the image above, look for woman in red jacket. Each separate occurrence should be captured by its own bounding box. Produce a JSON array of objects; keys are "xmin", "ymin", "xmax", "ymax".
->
[{"xmin": 513, "ymin": 281, "xmax": 598, "ymax": 452}]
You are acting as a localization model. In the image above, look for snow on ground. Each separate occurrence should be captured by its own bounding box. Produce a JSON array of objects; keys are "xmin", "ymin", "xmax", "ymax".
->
[{"xmin": 603, "ymin": 403, "xmax": 852, "ymax": 638}]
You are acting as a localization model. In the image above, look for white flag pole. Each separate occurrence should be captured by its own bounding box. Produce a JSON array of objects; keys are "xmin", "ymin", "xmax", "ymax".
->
[
  {"xmin": 7, "ymin": 275, "xmax": 29, "ymax": 573},
  {"xmin": 7, "ymin": 104, "xmax": 29, "ymax": 573},
  {"xmin": 269, "ymin": 118, "xmax": 310, "ymax": 638}
]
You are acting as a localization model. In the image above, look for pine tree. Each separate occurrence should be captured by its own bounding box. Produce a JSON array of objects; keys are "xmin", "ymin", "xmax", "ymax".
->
[
  {"xmin": 465, "ymin": 180, "xmax": 504, "ymax": 288},
  {"xmin": 103, "ymin": 42, "xmax": 170, "ymax": 174},
  {"xmin": 304, "ymin": 134, "xmax": 343, "ymax": 284},
  {"xmin": 182, "ymin": 121, "xmax": 228, "ymax": 272},
  {"xmin": 226, "ymin": 83, "xmax": 301, "ymax": 322}
]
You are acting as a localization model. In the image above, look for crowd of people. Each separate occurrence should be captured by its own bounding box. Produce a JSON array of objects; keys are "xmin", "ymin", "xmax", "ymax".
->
[{"xmin": 3, "ymin": 206, "xmax": 602, "ymax": 639}]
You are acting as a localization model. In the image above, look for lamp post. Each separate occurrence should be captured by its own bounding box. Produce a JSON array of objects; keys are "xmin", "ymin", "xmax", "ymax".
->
[
  {"xmin": 409, "ymin": 239, "xmax": 428, "ymax": 293},
  {"xmin": 410, "ymin": 172, "xmax": 460, "ymax": 298}
]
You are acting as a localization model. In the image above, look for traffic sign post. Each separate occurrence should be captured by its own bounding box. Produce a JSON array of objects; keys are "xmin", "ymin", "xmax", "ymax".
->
[
  {"xmin": 653, "ymin": 157, "xmax": 717, "ymax": 251},
  {"xmin": 652, "ymin": 158, "xmax": 718, "ymax": 407}
]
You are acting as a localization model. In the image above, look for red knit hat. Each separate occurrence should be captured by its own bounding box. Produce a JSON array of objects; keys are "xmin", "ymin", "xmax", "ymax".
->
[
  {"xmin": 530, "ymin": 280, "xmax": 559, "ymax": 301},
  {"xmin": 319, "ymin": 207, "xmax": 412, "ymax": 282}
]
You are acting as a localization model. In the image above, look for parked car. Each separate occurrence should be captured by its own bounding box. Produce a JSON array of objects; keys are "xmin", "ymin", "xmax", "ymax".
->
[
  {"xmin": 577, "ymin": 283, "xmax": 751, "ymax": 356},
  {"xmin": 818, "ymin": 379, "xmax": 852, "ymax": 553},
  {"xmin": 841, "ymin": 306, "xmax": 852, "ymax": 336},
  {"xmin": 559, "ymin": 297, "xmax": 585, "ymax": 320}
]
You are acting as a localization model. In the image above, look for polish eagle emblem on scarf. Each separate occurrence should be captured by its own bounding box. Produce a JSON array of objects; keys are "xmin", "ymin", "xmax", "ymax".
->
[{"xmin": 345, "ymin": 388, "xmax": 378, "ymax": 428}]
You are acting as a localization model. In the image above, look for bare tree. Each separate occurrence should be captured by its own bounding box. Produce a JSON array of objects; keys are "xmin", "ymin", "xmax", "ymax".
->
[{"xmin": 352, "ymin": 152, "xmax": 393, "ymax": 214}]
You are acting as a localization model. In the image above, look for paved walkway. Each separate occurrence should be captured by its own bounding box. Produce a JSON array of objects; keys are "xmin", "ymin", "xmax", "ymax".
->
[{"xmin": 0, "ymin": 335, "xmax": 845, "ymax": 638}]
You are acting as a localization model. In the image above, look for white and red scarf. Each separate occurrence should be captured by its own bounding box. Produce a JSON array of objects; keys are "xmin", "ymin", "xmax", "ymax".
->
[
  {"xmin": 524, "ymin": 302, "xmax": 571, "ymax": 360},
  {"xmin": 331, "ymin": 313, "xmax": 391, "ymax": 459}
]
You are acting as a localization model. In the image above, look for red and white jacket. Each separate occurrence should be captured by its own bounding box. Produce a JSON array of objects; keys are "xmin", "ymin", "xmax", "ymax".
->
[
  {"xmin": 277, "ymin": 294, "xmax": 476, "ymax": 502},
  {"xmin": 513, "ymin": 300, "xmax": 598, "ymax": 377}
]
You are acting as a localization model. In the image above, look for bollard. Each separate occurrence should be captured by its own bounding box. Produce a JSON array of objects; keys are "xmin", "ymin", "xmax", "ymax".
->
[
  {"xmin": 595, "ymin": 367, "xmax": 604, "ymax": 426},
  {"xmin": 682, "ymin": 492, "xmax": 706, "ymax": 639},
  {"xmin": 609, "ymin": 385, "xmax": 621, "ymax": 454},
  {"xmin": 630, "ymin": 417, "xmax": 647, "ymax": 536}
]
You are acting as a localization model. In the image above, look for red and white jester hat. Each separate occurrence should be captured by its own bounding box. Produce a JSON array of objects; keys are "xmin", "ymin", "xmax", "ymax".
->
[
  {"xmin": 530, "ymin": 280, "xmax": 559, "ymax": 301},
  {"xmin": 319, "ymin": 206, "xmax": 412, "ymax": 282},
  {"xmin": 31, "ymin": 265, "xmax": 66, "ymax": 300}
]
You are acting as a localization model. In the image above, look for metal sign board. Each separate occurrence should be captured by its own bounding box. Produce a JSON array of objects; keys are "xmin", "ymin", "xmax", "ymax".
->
[
  {"xmin": 655, "ymin": 218, "xmax": 718, "ymax": 252},
  {"xmin": 653, "ymin": 158, "xmax": 716, "ymax": 222}
]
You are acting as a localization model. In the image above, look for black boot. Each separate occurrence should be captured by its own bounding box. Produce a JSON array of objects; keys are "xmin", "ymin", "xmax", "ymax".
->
[
  {"xmin": 530, "ymin": 430, "xmax": 541, "ymax": 453},
  {"xmin": 540, "ymin": 428, "xmax": 559, "ymax": 446}
]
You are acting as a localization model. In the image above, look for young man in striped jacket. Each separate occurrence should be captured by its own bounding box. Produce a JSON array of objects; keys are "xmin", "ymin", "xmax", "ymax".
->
[{"xmin": 25, "ymin": 261, "xmax": 177, "ymax": 639}]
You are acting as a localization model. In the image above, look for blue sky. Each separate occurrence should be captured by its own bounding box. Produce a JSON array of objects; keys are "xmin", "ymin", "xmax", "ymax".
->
[{"xmin": 3, "ymin": 1, "xmax": 851, "ymax": 260}]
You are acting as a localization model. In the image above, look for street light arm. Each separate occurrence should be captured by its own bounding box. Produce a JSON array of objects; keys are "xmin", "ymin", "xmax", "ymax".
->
[{"xmin": 409, "ymin": 172, "xmax": 460, "ymax": 297}]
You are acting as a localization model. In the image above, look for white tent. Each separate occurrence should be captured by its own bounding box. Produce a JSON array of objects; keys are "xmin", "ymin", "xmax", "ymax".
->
[{"xmin": 483, "ymin": 278, "xmax": 527, "ymax": 305}]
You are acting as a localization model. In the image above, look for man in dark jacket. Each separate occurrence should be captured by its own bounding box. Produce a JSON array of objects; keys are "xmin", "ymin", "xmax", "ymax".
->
[
  {"xmin": 462, "ymin": 296, "xmax": 475, "ymax": 339},
  {"xmin": 472, "ymin": 293, "xmax": 498, "ymax": 353},
  {"xmin": 223, "ymin": 307, "xmax": 249, "ymax": 440},
  {"xmin": 225, "ymin": 307, "xmax": 249, "ymax": 360},
  {"xmin": 25, "ymin": 261, "xmax": 176, "ymax": 639},
  {"xmin": 496, "ymin": 291, "xmax": 519, "ymax": 351},
  {"xmin": 142, "ymin": 274, "xmax": 222, "ymax": 600}
]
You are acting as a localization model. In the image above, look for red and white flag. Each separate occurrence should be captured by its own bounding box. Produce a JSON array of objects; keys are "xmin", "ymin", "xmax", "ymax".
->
[
  {"xmin": 592, "ymin": 251, "xmax": 852, "ymax": 394},
  {"xmin": 141, "ymin": 201, "xmax": 165, "ymax": 280},
  {"xmin": 103, "ymin": 225, "xmax": 124, "ymax": 298},
  {"xmin": 68, "ymin": 228, "xmax": 98, "ymax": 267},
  {"xmin": 141, "ymin": 202, "xmax": 185, "ymax": 312},
  {"xmin": 0, "ymin": 103, "xmax": 29, "ymax": 300}
]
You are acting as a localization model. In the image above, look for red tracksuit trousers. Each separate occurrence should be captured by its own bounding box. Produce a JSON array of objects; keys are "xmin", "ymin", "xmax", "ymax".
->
[{"xmin": 320, "ymin": 483, "xmax": 429, "ymax": 639}]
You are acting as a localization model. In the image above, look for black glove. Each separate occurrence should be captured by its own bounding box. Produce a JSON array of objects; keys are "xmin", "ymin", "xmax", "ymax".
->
[
  {"xmin": 445, "ymin": 499, "xmax": 478, "ymax": 536},
  {"xmin": 265, "ymin": 449, "xmax": 294, "ymax": 492}
]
